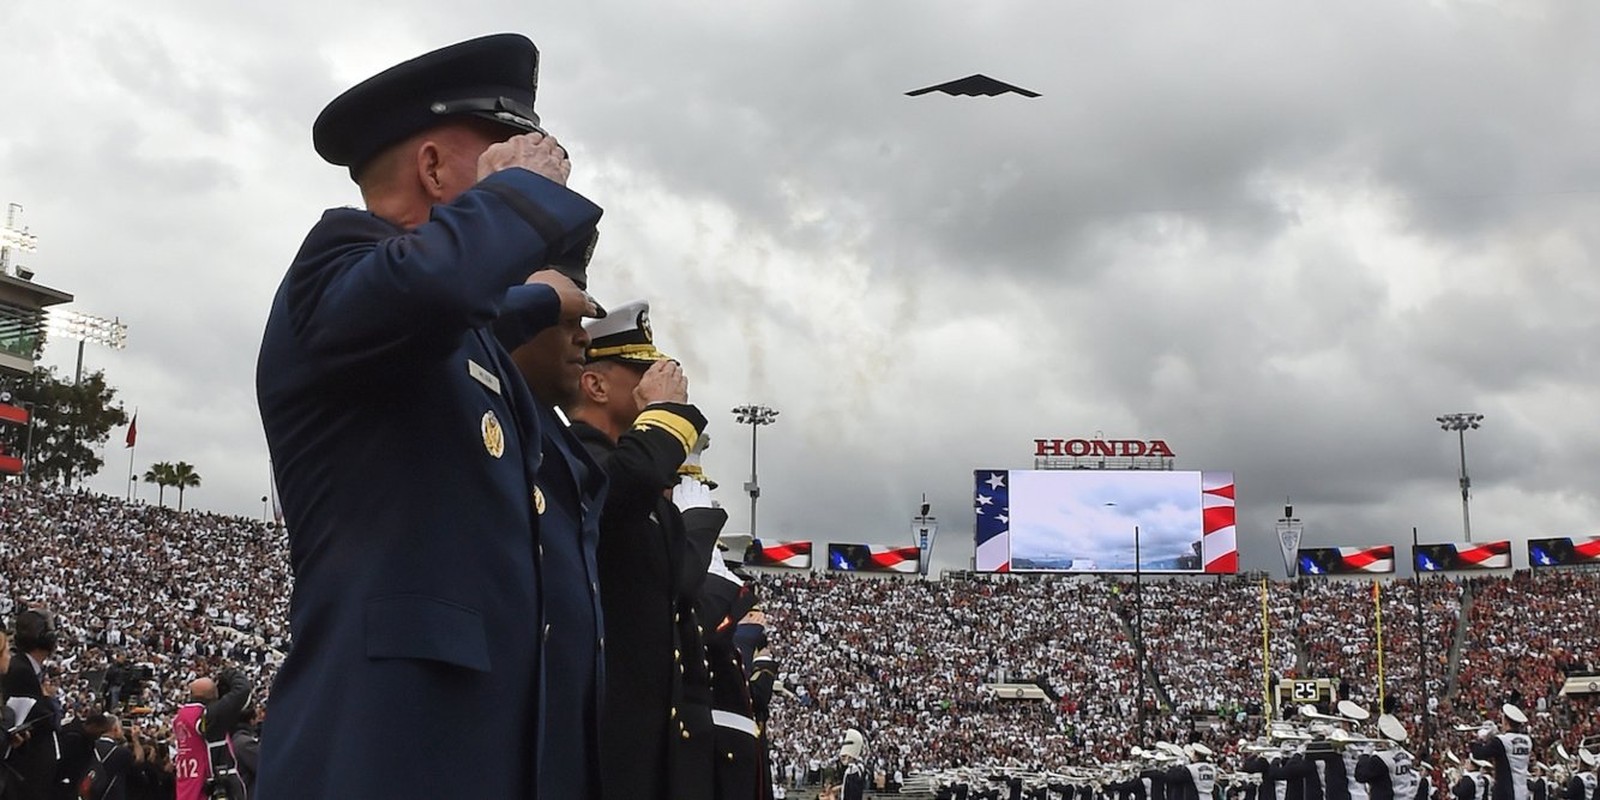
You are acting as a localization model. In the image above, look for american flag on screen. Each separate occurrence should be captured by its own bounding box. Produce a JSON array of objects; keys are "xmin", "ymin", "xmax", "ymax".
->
[
  {"xmin": 745, "ymin": 540, "xmax": 812, "ymax": 568},
  {"xmin": 974, "ymin": 470, "xmax": 1011, "ymax": 572},
  {"xmin": 1200, "ymin": 472, "xmax": 1238, "ymax": 574},
  {"xmin": 1297, "ymin": 545, "xmax": 1396, "ymax": 575},
  {"xmin": 827, "ymin": 544, "xmax": 921, "ymax": 573},
  {"xmin": 1414, "ymin": 540, "xmax": 1511, "ymax": 572},
  {"xmin": 1528, "ymin": 536, "xmax": 1600, "ymax": 568}
]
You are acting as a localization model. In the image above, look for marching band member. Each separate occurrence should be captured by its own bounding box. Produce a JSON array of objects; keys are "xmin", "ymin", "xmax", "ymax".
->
[
  {"xmin": 1415, "ymin": 760, "xmax": 1434, "ymax": 800},
  {"xmin": 1353, "ymin": 715, "xmax": 1417, "ymax": 800},
  {"xmin": 1242, "ymin": 750, "xmax": 1281, "ymax": 800},
  {"xmin": 839, "ymin": 729, "xmax": 868, "ymax": 800},
  {"xmin": 1144, "ymin": 753, "xmax": 1176, "ymax": 800},
  {"xmin": 1530, "ymin": 764, "xmax": 1551, "ymax": 800},
  {"xmin": 1562, "ymin": 751, "xmax": 1596, "ymax": 800},
  {"xmin": 1275, "ymin": 741, "xmax": 1326, "ymax": 800},
  {"xmin": 1164, "ymin": 744, "xmax": 1219, "ymax": 800},
  {"xmin": 1455, "ymin": 760, "xmax": 1493, "ymax": 800},
  {"xmin": 1469, "ymin": 705, "xmax": 1534, "ymax": 800}
]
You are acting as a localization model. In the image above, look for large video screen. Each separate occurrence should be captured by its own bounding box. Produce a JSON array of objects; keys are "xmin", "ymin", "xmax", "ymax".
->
[
  {"xmin": 1414, "ymin": 540, "xmax": 1511, "ymax": 572},
  {"xmin": 827, "ymin": 543, "xmax": 920, "ymax": 574},
  {"xmin": 974, "ymin": 470, "xmax": 1236, "ymax": 573},
  {"xmin": 1530, "ymin": 537, "xmax": 1600, "ymax": 568},
  {"xmin": 1297, "ymin": 546, "xmax": 1396, "ymax": 575}
]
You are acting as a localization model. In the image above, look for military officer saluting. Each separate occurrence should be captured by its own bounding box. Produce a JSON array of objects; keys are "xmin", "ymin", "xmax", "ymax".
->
[
  {"xmin": 256, "ymin": 33, "xmax": 601, "ymax": 799},
  {"xmin": 559, "ymin": 301, "xmax": 724, "ymax": 800}
]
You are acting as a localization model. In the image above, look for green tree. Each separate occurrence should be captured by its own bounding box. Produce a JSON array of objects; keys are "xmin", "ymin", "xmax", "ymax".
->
[
  {"xmin": 170, "ymin": 461, "xmax": 201, "ymax": 510},
  {"xmin": 143, "ymin": 462, "xmax": 175, "ymax": 507},
  {"xmin": 2, "ymin": 366, "xmax": 129, "ymax": 486}
]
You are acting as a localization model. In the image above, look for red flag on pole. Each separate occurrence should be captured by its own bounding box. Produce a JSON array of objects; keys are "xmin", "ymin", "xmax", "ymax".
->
[{"xmin": 125, "ymin": 413, "xmax": 137, "ymax": 448}]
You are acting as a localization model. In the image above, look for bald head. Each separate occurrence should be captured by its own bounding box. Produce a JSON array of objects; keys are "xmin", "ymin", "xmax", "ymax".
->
[{"xmin": 190, "ymin": 677, "xmax": 217, "ymax": 703}]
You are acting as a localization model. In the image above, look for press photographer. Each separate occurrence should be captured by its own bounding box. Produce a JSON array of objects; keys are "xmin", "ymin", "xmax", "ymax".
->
[{"xmin": 172, "ymin": 668, "xmax": 253, "ymax": 800}]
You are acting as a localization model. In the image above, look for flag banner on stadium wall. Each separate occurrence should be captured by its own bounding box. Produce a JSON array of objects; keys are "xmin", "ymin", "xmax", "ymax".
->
[
  {"xmin": 1528, "ymin": 537, "xmax": 1600, "ymax": 568},
  {"xmin": 1413, "ymin": 540, "xmax": 1511, "ymax": 572},
  {"xmin": 1296, "ymin": 545, "xmax": 1396, "ymax": 575},
  {"xmin": 745, "ymin": 540, "xmax": 812, "ymax": 568},
  {"xmin": 827, "ymin": 543, "xmax": 921, "ymax": 573},
  {"xmin": 0, "ymin": 403, "xmax": 29, "ymax": 425}
]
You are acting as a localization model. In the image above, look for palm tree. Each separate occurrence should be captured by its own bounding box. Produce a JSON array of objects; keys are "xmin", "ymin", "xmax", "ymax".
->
[
  {"xmin": 170, "ymin": 461, "xmax": 202, "ymax": 511},
  {"xmin": 142, "ymin": 462, "xmax": 175, "ymax": 507}
]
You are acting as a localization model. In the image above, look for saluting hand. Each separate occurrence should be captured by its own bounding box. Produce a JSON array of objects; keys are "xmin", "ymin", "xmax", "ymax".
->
[
  {"xmin": 526, "ymin": 270, "xmax": 597, "ymax": 319},
  {"xmin": 634, "ymin": 359, "xmax": 688, "ymax": 409},
  {"xmin": 477, "ymin": 130, "xmax": 572, "ymax": 186}
]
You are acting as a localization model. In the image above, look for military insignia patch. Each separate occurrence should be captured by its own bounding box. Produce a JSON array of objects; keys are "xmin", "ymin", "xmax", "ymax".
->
[
  {"xmin": 481, "ymin": 410, "xmax": 505, "ymax": 458},
  {"xmin": 534, "ymin": 486, "xmax": 547, "ymax": 515}
]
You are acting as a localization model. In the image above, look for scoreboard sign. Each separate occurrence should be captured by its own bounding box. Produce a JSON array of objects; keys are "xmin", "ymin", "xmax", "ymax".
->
[{"xmin": 1275, "ymin": 677, "xmax": 1336, "ymax": 713}]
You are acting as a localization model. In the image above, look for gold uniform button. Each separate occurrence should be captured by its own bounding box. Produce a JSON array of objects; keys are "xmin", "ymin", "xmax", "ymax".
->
[{"xmin": 681, "ymin": 730, "xmax": 691, "ymax": 740}]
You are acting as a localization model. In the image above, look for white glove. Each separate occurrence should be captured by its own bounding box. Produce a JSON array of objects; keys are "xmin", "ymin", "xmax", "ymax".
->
[
  {"xmin": 1477, "ymin": 724, "xmax": 1495, "ymax": 741},
  {"xmin": 672, "ymin": 474, "xmax": 713, "ymax": 512},
  {"xmin": 707, "ymin": 548, "xmax": 743, "ymax": 587},
  {"xmin": 690, "ymin": 432, "xmax": 711, "ymax": 457}
]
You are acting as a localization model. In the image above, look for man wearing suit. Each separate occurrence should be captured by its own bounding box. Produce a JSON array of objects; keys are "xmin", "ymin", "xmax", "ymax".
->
[
  {"xmin": 255, "ymin": 33, "xmax": 603, "ymax": 799},
  {"xmin": 4, "ymin": 610, "xmax": 61, "ymax": 800},
  {"xmin": 562, "ymin": 301, "xmax": 722, "ymax": 800}
]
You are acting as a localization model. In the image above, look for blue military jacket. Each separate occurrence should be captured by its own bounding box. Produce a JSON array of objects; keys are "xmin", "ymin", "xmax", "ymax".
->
[
  {"xmin": 255, "ymin": 168, "xmax": 601, "ymax": 799},
  {"xmin": 532, "ymin": 402, "xmax": 607, "ymax": 799}
]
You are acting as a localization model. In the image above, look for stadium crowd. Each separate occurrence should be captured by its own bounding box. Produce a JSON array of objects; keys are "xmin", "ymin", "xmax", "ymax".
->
[
  {"xmin": 4, "ymin": 482, "xmax": 1600, "ymax": 794},
  {"xmin": 0, "ymin": 483, "xmax": 286, "ymax": 794},
  {"xmin": 1295, "ymin": 578, "xmax": 1463, "ymax": 725},
  {"xmin": 1454, "ymin": 571, "xmax": 1600, "ymax": 748}
]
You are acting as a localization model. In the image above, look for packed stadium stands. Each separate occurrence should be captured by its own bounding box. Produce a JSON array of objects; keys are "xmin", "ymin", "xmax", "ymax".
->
[{"xmin": 3, "ymin": 482, "xmax": 1598, "ymax": 791}]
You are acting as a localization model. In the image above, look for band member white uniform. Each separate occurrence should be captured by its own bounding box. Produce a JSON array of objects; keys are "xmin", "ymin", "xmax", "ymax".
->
[
  {"xmin": 1355, "ymin": 715, "xmax": 1418, "ymax": 800},
  {"xmin": 1461, "ymin": 761, "xmax": 1494, "ymax": 800},
  {"xmin": 1166, "ymin": 745, "xmax": 1219, "ymax": 800},
  {"xmin": 1529, "ymin": 765, "xmax": 1551, "ymax": 800},
  {"xmin": 1563, "ymin": 752, "xmax": 1597, "ymax": 800},
  {"xmin": 1470, "ymin": 705, "xmax": 1534, "ymax": 800}
]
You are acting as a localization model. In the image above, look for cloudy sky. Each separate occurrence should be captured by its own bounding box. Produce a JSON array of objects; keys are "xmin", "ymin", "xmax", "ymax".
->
[
  {"xmin": 1007, "ymin": 471, "xmax": 1203, "ymax": 570},
  {"xmin": 3, "ymin": 0, "xmax": 1599, "ymax": 575}
]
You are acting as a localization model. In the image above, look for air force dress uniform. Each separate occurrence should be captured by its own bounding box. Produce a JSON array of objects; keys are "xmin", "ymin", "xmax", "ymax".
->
[{"xmin": 255, "ymin": 34, "xmax": 602, "ymax": 800}]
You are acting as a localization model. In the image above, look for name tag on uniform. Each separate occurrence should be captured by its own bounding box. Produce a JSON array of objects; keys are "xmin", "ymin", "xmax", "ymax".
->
[{"xmin": 467, "ymin": 359, "xmax": 502, "ymax": 395}]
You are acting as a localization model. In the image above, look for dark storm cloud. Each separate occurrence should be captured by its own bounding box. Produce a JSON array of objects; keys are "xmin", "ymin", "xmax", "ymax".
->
[{"xmin": 4, "ymin": 0, "xmax": 1600, "ymax": 579}]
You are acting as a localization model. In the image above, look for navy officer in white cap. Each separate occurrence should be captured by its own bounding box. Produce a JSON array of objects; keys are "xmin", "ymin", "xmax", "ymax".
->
[
  {"xmin": 257, "ymin": 32, "xmax": 603, "ymax": 799},
  {"xmin": 562, "ymin": 301, "xmax": 724, "ymax": 800}
]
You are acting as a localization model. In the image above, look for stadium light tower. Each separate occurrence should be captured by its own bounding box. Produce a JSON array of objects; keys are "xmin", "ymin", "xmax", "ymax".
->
[
  {"xmin": 1436, "ymin": 413, "xmax": 1483, "ymax": 542},
  {"xmin": 47, "ymin": 309, "xmax": 129, "ymax": 487},
  {"xmin": 732, "ymin": 404, "xmax": 779, "ymax": 537},
  {"xmin": 1, "ymin": 203, "xmax": 39, "ymax": 277}
]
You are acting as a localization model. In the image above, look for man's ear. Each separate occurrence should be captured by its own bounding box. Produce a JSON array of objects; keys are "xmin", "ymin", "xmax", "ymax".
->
[
  {"xmin": 579, "ymin": 368, "xmax": 606, "ymax": 404},
  {"xmin": 416, "ymin": 140, "xmax": 446, "ymax": 201}
]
